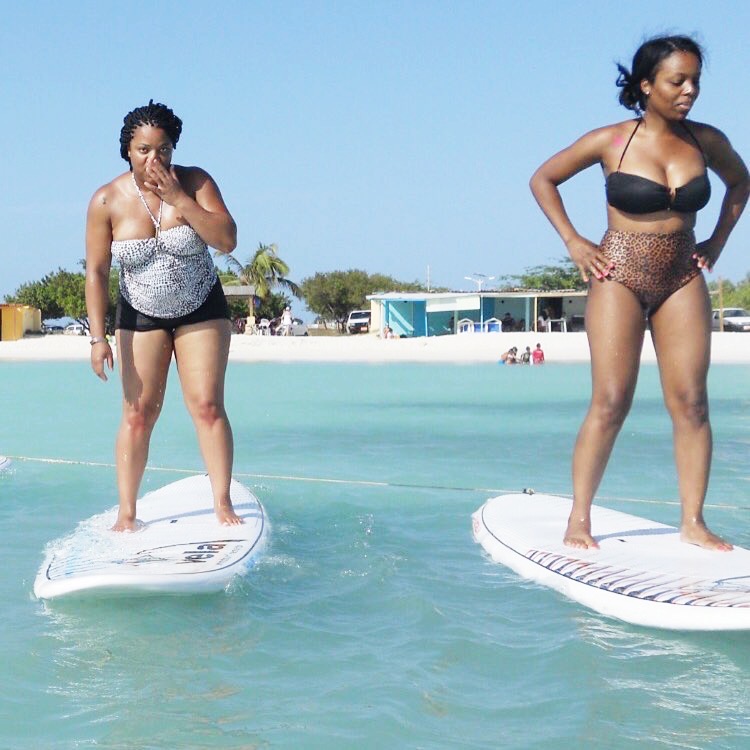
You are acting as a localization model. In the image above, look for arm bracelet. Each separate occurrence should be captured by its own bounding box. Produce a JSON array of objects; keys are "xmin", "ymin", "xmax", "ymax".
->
[{"xmin": 89, "ymin": 336, "xmax": 109, "ymax": 346}]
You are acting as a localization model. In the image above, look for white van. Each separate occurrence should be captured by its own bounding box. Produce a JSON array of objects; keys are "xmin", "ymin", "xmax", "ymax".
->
[
  {"xmin": 63, "ymin": 323, "xmax": 86, "ymax": 336},
  {"xmin": 346, "ymin": 310, "xmax": 371, "ymax": 334}
]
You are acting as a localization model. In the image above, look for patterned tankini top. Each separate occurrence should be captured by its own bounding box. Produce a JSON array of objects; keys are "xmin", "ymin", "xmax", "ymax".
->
[{"xmin": 110, "ymin": 224, "xmax": 217, "ymax": 319}]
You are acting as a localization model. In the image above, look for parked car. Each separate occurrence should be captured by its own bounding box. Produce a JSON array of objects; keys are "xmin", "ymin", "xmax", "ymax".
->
[
  {"xmin": 711, "ymin": 308, "xmax": 750, "ymax": 332},
  {"xmin": 346, "ymin": 310, "xmax": 371, "ymax": 334},
  {"xmin": 63, "ymin": 323, "xmax": 86, "ymax": 336},
  {"xmin": 290, "ymin": 318, "xmax": 309, "ymax": 336},
  {"xmin": 268, "ymin": 317, "xmax": 309, "ymax": 336}
]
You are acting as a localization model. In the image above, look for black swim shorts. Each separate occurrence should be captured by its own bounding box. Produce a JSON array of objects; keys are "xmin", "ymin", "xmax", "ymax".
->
[{"xmin": 115, "ymin": 278, "xmax": 230, "ymax": 332}]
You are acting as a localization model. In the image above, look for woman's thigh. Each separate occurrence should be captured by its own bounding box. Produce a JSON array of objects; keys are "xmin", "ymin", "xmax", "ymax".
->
[
  {"xmin": 172, "ymin": 319, "xmax": 232, "ymax": 405},
  {"xmin": 649, "ymin": 274, "xmax": 711, "ymax": 403},
  {"xmin": 585, "ymin": 278, "xmax": 646, "ymax": 403},
  {"xmin": 116, "ymin": 329, "xmax": 174, "ymax": 410}
]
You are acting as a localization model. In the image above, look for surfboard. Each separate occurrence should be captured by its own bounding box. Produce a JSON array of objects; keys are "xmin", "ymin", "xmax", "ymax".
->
[
  {"xmin": 34, "ymin": 474, "xmax": 268, "ymax": 600},
  {"xmin": 472, "ymin": 493, "xmax": 750, "ymax": 631}
]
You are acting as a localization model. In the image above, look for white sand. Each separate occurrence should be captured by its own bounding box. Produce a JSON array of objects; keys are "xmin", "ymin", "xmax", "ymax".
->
[{"xmin": 1, "ymin": 331, "xmax": 749, "ymax": 363}]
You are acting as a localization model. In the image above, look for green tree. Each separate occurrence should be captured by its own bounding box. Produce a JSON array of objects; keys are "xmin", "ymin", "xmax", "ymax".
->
[
  {"xmin": 300, "ymin": 270, "xmax": 361, "ymax": 327},
  {"xmin": 256, "ymin": 291, "xmax": 292, "ymax": 322},
  {"xmin": 7, "ymin": 265, "xmax": 121, "ymax": 333},
  {"xmin": 708, "ymin": 274, "xmax": 750, "ymax": 310},
  {"xmin": 300, "ymin": 269, "xmax": 425, "ymax": 329},
  {"xmin": 220, "ymin": 243, "xmax": 300, "ymax": 315},
  {"xmin": 8, "ymin": 275, "xmax": 66, "ymax": 318},
  {"xmin": 500, "ymin": 257, "xmax": 585, "ymax": 291},
  {"xmin": 732, "ymin": 277, "xmax": 750, "ymax": 309}
]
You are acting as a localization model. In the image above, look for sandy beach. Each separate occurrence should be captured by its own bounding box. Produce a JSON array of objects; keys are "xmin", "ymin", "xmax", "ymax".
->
[{"xmin": 2, "ymin": 331, "xmax": 750, "ymax": 363}]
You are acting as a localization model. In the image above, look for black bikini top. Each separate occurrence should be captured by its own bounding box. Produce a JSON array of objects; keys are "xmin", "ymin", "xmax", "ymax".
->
[{"xmin": 605, "ymin": 119, "xmax": 711, "ymax": 214}]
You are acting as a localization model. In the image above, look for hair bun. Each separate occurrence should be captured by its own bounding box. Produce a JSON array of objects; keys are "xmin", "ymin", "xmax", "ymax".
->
[
  {"xmin": 615, "ymin": 63, "xmax": 640, "ymax": 112},
  {"xmin": 615, "ymin": 64, "xmax": 632, "ymax": 89}
]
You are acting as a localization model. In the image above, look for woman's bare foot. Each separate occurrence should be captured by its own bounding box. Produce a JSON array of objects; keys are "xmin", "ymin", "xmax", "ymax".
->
[
  {"xmin": 680, "ymin": 520, "xmax": 733, "ymax": 551},
  {"xmin": 215, "ymin": 501, "xmax": 244, "ymax": 526},
  {"xmin": 563, "ymin": 513, "xmax": 599, "ymax": 550},
  {"xmin": 111, "ymin": 515, "xmax": 143, "ymax": 532}
]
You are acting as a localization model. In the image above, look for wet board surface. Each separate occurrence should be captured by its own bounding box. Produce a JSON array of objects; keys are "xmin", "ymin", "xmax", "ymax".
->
[
  {"xmin": 34, "ymin": 474, "xmax": 268, "ymax": 600},
  {"xmin": 472, "ymin": 493, "xmax": 750, "ymax": 631}
]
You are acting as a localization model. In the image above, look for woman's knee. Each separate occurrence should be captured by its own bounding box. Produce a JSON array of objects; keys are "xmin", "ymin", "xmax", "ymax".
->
[
  {"xmin": 589, "ymin": 388, "xmax": 633, "ymax": 429},
  {"xmin": 121, "ymin": 400, "xmax": 162, "ymax": 435},
  {"xmin": 188, "ymin": 395, "xmax": 226, "ymax": 426},
  {"xmin": 665, "ymin": 387, "xmax": 709, "ymax": 428}
]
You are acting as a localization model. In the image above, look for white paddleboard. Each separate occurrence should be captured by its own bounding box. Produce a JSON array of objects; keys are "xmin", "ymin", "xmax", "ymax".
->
[
  {"xmin": 34, "ymin": 474, "xmax": 268, "ymax": 600},
  {"xmin": 473, "ymin": 493, "xmax": 750, "ymax": 631},
  {"xmin": 0, "ymin": 456, "xmax": 11, "ymax": 472}
]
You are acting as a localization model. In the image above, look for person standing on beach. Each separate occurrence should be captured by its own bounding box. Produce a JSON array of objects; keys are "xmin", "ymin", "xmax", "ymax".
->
[
  {"xmin": 530, "ymin": 35, "xmax": 749, "ymax": 551},
  {"xmin": 531, "ymin": 344, "xmax": 545, "ymax": 365},
  {"xmin": 85, "ymin": 100, "xmax": 242, "ymax": 531}
]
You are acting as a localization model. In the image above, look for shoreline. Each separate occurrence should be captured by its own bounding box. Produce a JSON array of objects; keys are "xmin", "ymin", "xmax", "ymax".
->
[{"xmin": 1, "ymin": 332, "xmax": 750, "ymax": 364}]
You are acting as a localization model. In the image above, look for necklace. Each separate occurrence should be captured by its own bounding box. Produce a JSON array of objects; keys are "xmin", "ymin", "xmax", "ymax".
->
[{"xmin": 131, "ymin": 172, "xmax": 163, "ymax": 240}]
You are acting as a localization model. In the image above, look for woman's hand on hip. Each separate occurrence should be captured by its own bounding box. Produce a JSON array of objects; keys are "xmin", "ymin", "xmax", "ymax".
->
[
  {"xmin": 693, "ymin": 239, "xmax": 722, "ymax": 272},
  {"xmin": 566, "ymin": 235, "xmax": 614, "ymax": 283}
]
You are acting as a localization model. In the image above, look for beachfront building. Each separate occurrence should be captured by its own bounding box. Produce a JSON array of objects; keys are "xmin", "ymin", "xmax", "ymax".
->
[
  {"xmin": 0, "ymin": 304, "xmax": 42, "ymax": 341},
  {"xmin": 367, "ymin": 290, "xmax": 587, "ymax": 338},
  {"xmin": 221, "ymin": 283, "xmax": 256, "ymax": 332}
]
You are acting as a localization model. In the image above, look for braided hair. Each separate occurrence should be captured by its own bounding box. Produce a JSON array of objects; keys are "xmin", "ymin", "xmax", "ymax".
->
[
  {"xmin": 616, "ymin": 35, "xmax": 704, "ymax": 114},
  {"xmin": 119, "ymin": 100, "xmax": 183, "ymax": 163}
]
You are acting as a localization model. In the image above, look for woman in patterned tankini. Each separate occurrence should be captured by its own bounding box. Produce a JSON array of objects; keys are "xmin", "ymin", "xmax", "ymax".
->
[
  {"xmin": 86, "ymin": 101, "xmax": 242, "ymax": 531},
  {"xmin": 530, "ymin": 36, "xmax": 749, "ymax": 551}
]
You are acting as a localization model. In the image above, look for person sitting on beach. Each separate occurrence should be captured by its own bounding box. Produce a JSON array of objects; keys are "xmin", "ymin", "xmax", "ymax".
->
[
  {"xmin": 85, "ymin": 100, "xmax": 243, "ymax": 532},
  {"xmin": 530, "ymin": 35, "xmax": 749, "ymax": 551},
  {"xmin": 383, "ymin": 325, "xmax": 397, "ymax": 339},
  {"xmin": 531, "ymin": 343, "xmax": 545, "ymax": 365}
]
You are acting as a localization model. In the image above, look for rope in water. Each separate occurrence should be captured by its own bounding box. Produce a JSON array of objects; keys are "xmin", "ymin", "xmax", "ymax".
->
[{"xmin": 6, "ymin": 453, "xmax": 747, "ymax": 510}]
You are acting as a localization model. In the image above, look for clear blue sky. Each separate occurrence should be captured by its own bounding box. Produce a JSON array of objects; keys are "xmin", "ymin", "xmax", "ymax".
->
[{"xmin": 3, "ymin": 0, "xmax": 749, "ymax": 305}]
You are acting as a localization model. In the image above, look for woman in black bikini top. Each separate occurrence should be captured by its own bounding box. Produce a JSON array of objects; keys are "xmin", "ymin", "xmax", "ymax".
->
[
  {"xmin": 529, "ymin": 35, "xmax": 749, "ymax": 553},
  {"xmin": 606, "ymin": 118, "xmax": 711, "ymax": 215}
]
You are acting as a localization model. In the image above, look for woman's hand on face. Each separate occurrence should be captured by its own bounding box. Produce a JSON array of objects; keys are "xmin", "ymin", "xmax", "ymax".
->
[
  {"xmin": 692, "ymin": 239, "xmax": 722, "ymax": 272},
  {"xmin": 90, "ymin": 342, "xmax": 114, "ymax": 382},
  {"xmin": 144, "ymin": 161, "xmax": 185, "ymax": 206},
  {"xmin": 566, "ymin": 235, "xmax": 614, "ymax": 283}
]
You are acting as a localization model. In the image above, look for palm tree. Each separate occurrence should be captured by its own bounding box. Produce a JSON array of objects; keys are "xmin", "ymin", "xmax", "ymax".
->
[{"xmin": 221, "ymin": 243, "xmax": 301, "ymax": 305}]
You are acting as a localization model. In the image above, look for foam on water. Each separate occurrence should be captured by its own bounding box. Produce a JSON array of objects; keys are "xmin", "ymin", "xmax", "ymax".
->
[
  {"xmin": 39, "ymin": 507, "xmax": 142, "ymax": 573},
  {"xmin": 2, "ymin": 360, "xmax": 750, "ymax": 749}
]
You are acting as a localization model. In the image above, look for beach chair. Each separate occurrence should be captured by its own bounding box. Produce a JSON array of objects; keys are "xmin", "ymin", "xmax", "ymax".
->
[
  {"xmin": 457, "ymin": 318, "xmax": 475, "ymax": 334},
  {"xmin": 484, "ymin": 318, "xmax": 501, "ymax": 333},
  {"xmin": 258, "ymin": 318, "xmax": 271, "ymax": 335}
]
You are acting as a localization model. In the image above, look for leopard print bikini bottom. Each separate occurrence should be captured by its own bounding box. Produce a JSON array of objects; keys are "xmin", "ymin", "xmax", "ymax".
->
[{"xmin": 598, "ymin": 229, "xmax": 700, "ymax": 315}]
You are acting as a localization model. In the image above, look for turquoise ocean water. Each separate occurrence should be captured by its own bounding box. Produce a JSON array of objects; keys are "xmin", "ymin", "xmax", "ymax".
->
[{"xmin": 1, "ymin": 357, "xmax": 750, "ymax": 749}]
